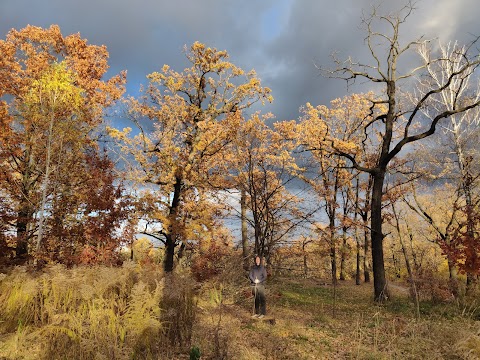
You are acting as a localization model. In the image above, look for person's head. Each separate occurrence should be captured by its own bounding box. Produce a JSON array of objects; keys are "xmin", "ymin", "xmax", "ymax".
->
[{"xmin": 255, "ymin": 255, "xmax": 261, "ymax": 266}]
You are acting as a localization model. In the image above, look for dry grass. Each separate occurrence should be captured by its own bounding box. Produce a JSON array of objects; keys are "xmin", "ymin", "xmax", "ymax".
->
[
  {"xmin": 191, "ymin": 277, "xmax": 480, "ymax": 359},
  {"xmin": 0, "ymin": 263, "xmax": 167, "ymax": 359},
  {"xmin": 1, "ymin": 263, "xmax": 479, "ymax": 359}
]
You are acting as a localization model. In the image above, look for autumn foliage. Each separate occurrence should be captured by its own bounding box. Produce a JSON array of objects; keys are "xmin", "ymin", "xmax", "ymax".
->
[
  {"xmin": 0, "ymin": 25, "xmax": 126, "ymax": 264},
  {"xmin": 0, "ymin": 13, "xmax": 479, "ymax": 310},
  {"xmin": 440, "ymin": 204, "xmax": 480, "ymax": 276},
  {"xmin": 110, "ymin": 42, "xmax": 272, "ymax": 272}
]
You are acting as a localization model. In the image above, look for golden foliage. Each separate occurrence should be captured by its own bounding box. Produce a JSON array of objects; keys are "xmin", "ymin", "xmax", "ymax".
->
[
  {"xmin": 111, "ymin": 42, "xmax": 273, "ymax": 268},
  {"xmin": 0, "ymin": 25, "xmax": 127, "ymax": 262}
]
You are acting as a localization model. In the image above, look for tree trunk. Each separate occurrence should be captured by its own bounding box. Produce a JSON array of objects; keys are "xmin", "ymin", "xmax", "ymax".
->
[
  {"xmin": 362, "ymin": 214, "xmax": 371, "ymax": 283},
  {"xmin": 406, "ymin": 223, "xmax": 420, "ymax": 273},
  {"xmin": 304, "ymin": 251, "xmax": 308, "ymax": 278},
  {"xmin": 400, "ymin": 229, "xmax": 420, "ymax": 318},
  {"xmin": 354, "ymin": 177, "xmax": 361, "ymax": 285},
  {"xmin": 303, "ymin": 240, "xmax": 309, "ymax": 278},
  {"xmin": 371, "ymin": 172, "xmax": 389, "ymax": 302},
  {"xmin": 401, "ymin": 240, "xmax": 420, "ymax": 318},
  {"xmin": 163, "ymin": 174, "xmax": 182, "ymax": 273},
  {"xmin": 15, "ymin": 203, "xmax": 32, "ymax": 259},
  {"xmin": 461, "ymin": 156, "xmax": 477, "ymax": 293},
  {"xmin": 36, "ymin": 112, "xmax": 55, "ymax": 257},
  {"xmin": 340, "ymin": 227, "xmax": 347, "ymax": 281},
  {"xmin": 328, "ymin": 174, "xmax": 340, "ymax": 285},
  {"xmin": 447, "ymin": 258, "xmax": 459, "ymax": 297},
  {"xmin": 392, "ymin": 202, "xmax": 419, "ymax": 317},
  {"xmin": 164, "ymin": 234, "xmax": 175, "ymax": 272},
  {"xmin": 356, "ymin": 240, "xmax": 361, "ymax": 285},
  {"xmin": 241, "ymin": 189, "xmax": 249, "ymax": 271},
  {"xmin": 252, "ymin": 212, "xmax": 262, "ymax": 256},
  {"xmin": 362, "ymin": 175, "xmax": 373, "ymax": 283},
  {"xmin": 15, "ymin": 145, "xmax": 36, "ymax": 260},
  {"xmin": 329, "ymin": 220, "xmax": 337, "ymax": 285},
  {"xmin": 391, "ymin": 243, "xmax": 401, "ymax": 279}
]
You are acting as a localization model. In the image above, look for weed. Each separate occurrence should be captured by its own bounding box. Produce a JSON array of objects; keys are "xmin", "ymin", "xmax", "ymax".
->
[
  {"xmin": 0, "ymin": 263, "xmax": 165, "ymax": 359},
  {"xmin": 189, "ymin": 345, "xmax": 201, "ymax": 360}
]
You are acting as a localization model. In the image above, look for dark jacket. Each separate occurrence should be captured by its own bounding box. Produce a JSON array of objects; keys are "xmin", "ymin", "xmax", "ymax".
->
[{"xmin": 249, "ymin": 264, "xmax": 267, "ymax": 285}]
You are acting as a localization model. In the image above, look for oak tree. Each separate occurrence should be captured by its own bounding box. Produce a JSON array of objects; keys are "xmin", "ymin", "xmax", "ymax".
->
[{"xmin": 113, "ymin": 42, "xmax": 272, "ymax": 272}]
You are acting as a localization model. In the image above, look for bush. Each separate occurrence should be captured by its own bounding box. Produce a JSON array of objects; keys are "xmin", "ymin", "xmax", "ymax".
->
[
  {"xmin": 191, "ymin": 242, "xmax": 232, "ymax": 282},
  {"xmin": 161, "ymin": 272, "xmax": 198, "ymax": 350}
]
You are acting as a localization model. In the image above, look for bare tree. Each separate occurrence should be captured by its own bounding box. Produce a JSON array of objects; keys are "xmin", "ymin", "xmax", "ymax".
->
[
  {"xmin": 241, "ymin": 188, "xmax": 249, "ymax": 271},
  {"xmin": 403, "ymin": 185, "xmax": 461, "ymax": 295},
  {"xmin": 324, "ymin": 2, "xmax": 480, "ymax": 301},
  {"xmin": 417, "ymin": 41, "xmax": 480, "ymax": 289},
  {"xmin": 391, "ymin": 202, "xmax": 420, "ymax": 318}
]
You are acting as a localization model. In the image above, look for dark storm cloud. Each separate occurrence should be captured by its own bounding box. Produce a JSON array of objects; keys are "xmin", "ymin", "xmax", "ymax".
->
[
  {"xmin": 261, "ymin": 0, "xmax": 480, "ymax": 121},
  {"xmin": 262, "ymin": 0, "xmax": 376, "ymax": 120},
  {"xmin": 1, "ymin": 0, "xmax": 479, "ymax": 123},
  {"xmin": 0, "ymin": 0, "xmax": 274, "ymax": 92}
]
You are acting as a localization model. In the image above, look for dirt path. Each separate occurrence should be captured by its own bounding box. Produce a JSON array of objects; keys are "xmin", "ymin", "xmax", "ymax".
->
[{"xmin": 388, "ymin": 282, "xmax": 410, "ymax": 295}]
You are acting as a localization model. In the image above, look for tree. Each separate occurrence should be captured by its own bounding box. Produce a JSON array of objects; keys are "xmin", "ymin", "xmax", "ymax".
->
[
  {"xmin": 353, "ymin": 176, "xmax": 362, "ymax": 285},
  {"xmin": 359, "ymin": 174, "xmax": 374, "ymax": 283},
  {"xmin": 21, "ymin": 62, "xmax": 84, "ymax": 256},
  {"xmin": 403, "ymin": 184, "xmax": 461, "ymax": 290},
  {"xmin": 113, "ymin": 42, "xmax": 272, "ymax": 272},
  {"xmin": 229, "ymin": 114, "xmax": 305, "ymax": 264},
  {"xmin": 417, "ymin": 40, "xmax": 480, "ymax": 289},
  {"xmin": 297, "ymin": 94, "xmax": 373, "ymax": 285},
  {"xmin": 339, "ymin": 174, "xmax": 355, "ymax": 281},
  {"xmin": 324, "ymin": 3, "xmax": 480, "ymax": 301},
  {"xmin": 404, "ymin": 179, "xmax": 480, "ymax": 296},
  {"xmin": 45, "ymin": 150, "xmax": 130, "ymax": 265},
  {"xmin": 0, "ymin": 25, "xmax": 126, "ymax": 261},
  {"xmin": 442, "ymin": 200, "xmax": 480, "ymax": 280},
  {"xmin": 391, "ymin": 201, "xmax": 420, "ymax": 317}
]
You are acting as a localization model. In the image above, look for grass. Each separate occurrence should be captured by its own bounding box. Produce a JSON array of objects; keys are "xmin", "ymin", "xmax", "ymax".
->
[
  {"xmin": 1, "ymin": 264, "xmax": 479, "ymax": 359},
  {"xmin": 0, "ymin": 263, "xmax": 169, "ymax": 359},
  {"xmin": 193, "ymin": 277, "xmax": 479, "ymax": 359}
]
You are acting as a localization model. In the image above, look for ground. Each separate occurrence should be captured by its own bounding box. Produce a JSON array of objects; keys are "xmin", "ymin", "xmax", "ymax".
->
[
  {"xmin": 1, "ymin": 270, "xmax": 480, "ymax": 359},
  {"xmin": 193, "ymin": 277, "xmax": 480, "ymax": 359}
]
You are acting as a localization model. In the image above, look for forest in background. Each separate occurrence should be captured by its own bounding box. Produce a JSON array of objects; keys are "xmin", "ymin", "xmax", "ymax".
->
[{"xmin": 1, "ymin": 2, "xmax": 480, "ymax": 358}]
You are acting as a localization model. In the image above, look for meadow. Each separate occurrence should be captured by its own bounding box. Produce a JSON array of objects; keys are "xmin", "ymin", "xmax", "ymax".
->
[{"xmin": 1, "ymin": 260, "xmax": 479, "ymax": 360}]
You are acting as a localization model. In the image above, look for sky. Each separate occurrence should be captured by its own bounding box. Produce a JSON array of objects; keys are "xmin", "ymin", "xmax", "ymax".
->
[
  {"xmin": 2, "ymin": 0, "xmax": 478, "ymax": 244},
  {"xmin": 2, "ymin": 0, "xmax": 479, "ymax": 125}
]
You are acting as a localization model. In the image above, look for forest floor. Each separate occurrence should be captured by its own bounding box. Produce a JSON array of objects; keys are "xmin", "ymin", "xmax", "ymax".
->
[
  {"xmin": 192, "ymin": 277, "xmax": 480, "ymax": 359},
  {"xmin": 1, "ymin": 268, "xmax": 480, "ymax": 359}
]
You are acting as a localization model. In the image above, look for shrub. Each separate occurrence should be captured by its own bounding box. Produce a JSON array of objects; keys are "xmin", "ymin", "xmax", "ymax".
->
[
  {"xmin": 161, "ymin": 272, "xmax": 198, "ymax": 350},
  {"xmin": 191, "ymin": 242, "xmax": 231, "ymax": 282}
]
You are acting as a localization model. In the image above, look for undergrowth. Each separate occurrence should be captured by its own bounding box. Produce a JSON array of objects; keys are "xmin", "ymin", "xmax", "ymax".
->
[
  {"xmin": 1, "ymin": 263, "xmax": 480, "ymax": 359},
  {"xmin": 0, "ymin": 263, "xmax": 194, "ymax": 359}
]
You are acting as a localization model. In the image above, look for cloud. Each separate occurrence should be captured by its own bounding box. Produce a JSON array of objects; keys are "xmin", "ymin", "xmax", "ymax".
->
[
  {"xmin": 418, "ymin": 0, "xmax": 479, "ymax": 43},
  {"xmin": 1, "ymin": 0, "xmax": 479, "ymax": 123}
]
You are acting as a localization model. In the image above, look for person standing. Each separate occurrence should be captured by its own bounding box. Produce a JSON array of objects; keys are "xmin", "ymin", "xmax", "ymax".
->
[{"xmin": 249, "ymin": 255, "xmax": 267, "ymax": 318}]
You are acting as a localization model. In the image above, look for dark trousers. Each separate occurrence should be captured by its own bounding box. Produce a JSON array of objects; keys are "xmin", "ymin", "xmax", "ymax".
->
[{"xmin": 252, "ymin": 284, "xmax": 266, "ymax": 315}]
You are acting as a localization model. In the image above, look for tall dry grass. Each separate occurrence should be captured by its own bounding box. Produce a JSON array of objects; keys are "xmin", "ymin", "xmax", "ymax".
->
[
  {"xmin": 3, "ymin": 256, "xmax": 479, "ymax": 359},
  {"xmin": 0, "ymin": 262, "xmax": 197, "ymax": 359}
]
